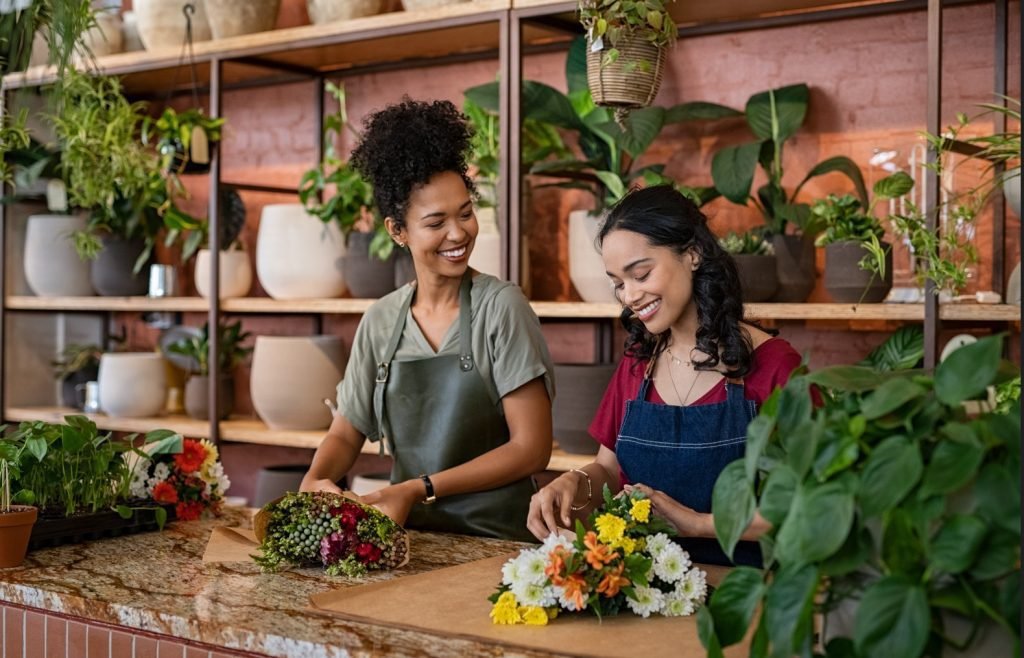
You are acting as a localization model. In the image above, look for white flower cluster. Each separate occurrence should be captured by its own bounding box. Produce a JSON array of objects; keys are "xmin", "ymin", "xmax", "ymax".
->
[
  {"xmin": 202, "ymin": 460, "xmax": 231, "ymax": 498},
  {"xmin": 625, "ymin": 533, "xmax": 706, "ymax": 619},
  {"xmin": 500, "ymin": 535, "xmax": 572, "ymax": 609}
]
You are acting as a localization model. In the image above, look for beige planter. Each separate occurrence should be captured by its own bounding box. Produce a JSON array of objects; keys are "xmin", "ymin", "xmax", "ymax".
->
[
  {"xmin": 135, "ymin": 0, "xmax": 212, "ymax": 51},
  {"xmin": 83, "ymin": 11, "xmax": 123, "ymax": 57},
  {"xmin": 98, "ymin": 353, "xmax": 167, "ymax": 418},
  {"xmin": 402, "ymin": 0, "xmax": 471, "ymax": 9},
  {"xmin": 195, "ymin": 249, "xmax": 253, "ymax": 299},
  {"xmin": 250, "ymin": 336, "xmax": 346, "ymax": 430},
  {"xmin": 204, "ymin": 0, "xmax": 281, "ymax": 39},
  {"xmin": 256, "ymin": 203, "xmax": 347, "ymax": 299},
  {"xmin": 469, "ymin": 207, "xmax": 501, "ymax": 278},
  {"xmin": 122, "ymin": 11, "xmax": 145, "ymax": 52},
  {"xmin": 568, "ymin": 209, "xmax": 616, "ymax": 303},
  {"xmin": 24, "ymin": 215, "xmax": 94, "ymax": 297},
  {"xmin": 307, "ymin": 0, "xmax": 385, "ymax": 23}
]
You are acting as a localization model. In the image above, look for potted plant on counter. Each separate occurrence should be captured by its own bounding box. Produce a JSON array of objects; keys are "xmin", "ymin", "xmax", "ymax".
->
[
  {"xmin": 719, "ymin": 229, "xmax": 777, "ymax": 302},
  {"xmin": 0, "ymin": 446, "xmax": 38, "ymax": 568},
  {"xmin": 167, "ymin": 320, "xmax": 252, "ymax": 421},
  {"xmin": 703, "ymin": 334, "xmax": 1021, "ymax": 658}
]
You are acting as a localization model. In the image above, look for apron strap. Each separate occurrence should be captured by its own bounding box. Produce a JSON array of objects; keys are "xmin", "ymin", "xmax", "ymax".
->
[
  {"xmin": 373, "ymin": 284, "xmax": 417, "ymax": 455},
  {"xmin": 457, "ymin": 272, "xmax": 474, "ymax": 372},
  {"xmin": 637, "ymin": 337, "xmax": 665, "ymax": 401}
]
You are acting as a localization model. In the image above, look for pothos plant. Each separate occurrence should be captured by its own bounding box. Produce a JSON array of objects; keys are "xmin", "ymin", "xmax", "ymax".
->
[
  {"xmin": 702, "ymin": 334, "xmax": 1021, "ymax": 658},
  {"xmin": 142, "ymin": 107, "xmax": 225, "ymax": 175},
  {"xmin": 299, "ymin": 82, "xmax": 389, "ymax": 261},
  {"xmin": 719, "ymin": 230, "xmax": 774, "ymax": 256},
  {"xmin": 577, "ymin": 0, "xmax": 678, "ymax": 68}
]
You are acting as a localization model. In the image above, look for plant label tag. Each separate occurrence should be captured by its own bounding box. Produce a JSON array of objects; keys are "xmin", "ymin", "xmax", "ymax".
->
[
  {"xmin": 190, "ymin": 126, "xmax": 210, "ymax": 165},
  {"xmin": 46, "ymin": 179, "xmax": 67, "ymax": 212},
  {"xmin": 590, "ymin": 36, "xmax": 604, "ymax": 52}
]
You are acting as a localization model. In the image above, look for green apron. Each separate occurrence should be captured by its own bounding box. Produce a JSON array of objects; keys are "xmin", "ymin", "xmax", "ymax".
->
[{"xmin": 372, "ymin": 273, "xmax": 536, "ymax": 542}]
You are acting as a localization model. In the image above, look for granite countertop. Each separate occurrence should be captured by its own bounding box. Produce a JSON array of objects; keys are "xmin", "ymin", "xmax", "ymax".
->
[{"xmin": 0, "ymin": 507, "xmax": 552, "ymax": 658}]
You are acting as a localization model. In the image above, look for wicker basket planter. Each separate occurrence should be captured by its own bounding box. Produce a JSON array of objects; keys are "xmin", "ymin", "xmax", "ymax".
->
[{"xmin": 586, "ymin": 36, "xmax": 666, "ymax": 109}]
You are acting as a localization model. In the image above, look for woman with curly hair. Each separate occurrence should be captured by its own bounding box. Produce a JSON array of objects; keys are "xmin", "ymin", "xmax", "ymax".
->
[
  {"xmin": 300, "ymin": 99, "xmax": 554, "ymax": 542},
  {"xmin": 527, "ymin": 185, "xmax": 802, "ymax": 565}
]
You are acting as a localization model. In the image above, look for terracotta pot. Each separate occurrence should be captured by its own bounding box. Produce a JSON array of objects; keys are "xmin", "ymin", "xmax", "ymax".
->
[
  {"xmin": 343, "ymin": 231, "xmax": 396, "ymax": 299},
  {"xmin": 586, "ymin": 36, "xmax": 666, "ymax": 109},
  {"xmin": 250, "ymin": 336, "xmax": 346, "ymax": 430},
  {"xmin": 732, "ymin": 254, "xmax": 778, "ymax": 302},
  {"xmin": 134, "ymin": 0, "xmax": 212, "ymax": 51},
  {"xmin": 307, "ymin": 0, "xmax": 385, "ymax": 23},
  {"xmin": 24, "ymin": 215, "xmax": 94, "ymax": 297},
  {"xmin": 824, "ymin": 241, "xmax": 893, "ymax": 303},
  {"xmin": 553, "ymin": 364, "xmax": 616, "ymax": 455},
  {"xmin": 195, "ymin": 249, "xmax": 253, "ymax": 299},
  {"xmin": 204, "ymin": 0, "xmax": 281, "ymax": 39},
  {"xmin": 0, "ymin": 506, "xmax": 37, "ymax": 568},
  {"xmin": 770, "ymin": 234, "xmax": 816, "ymax": 302},
  {"xmin": 402, "ymin": 0, "xmax": 471, "ymax": 9},
  {"xmin": 98, "ymin": 353, "xmax": 167, "ymax": 418},
  {"xmin": 256, "ymin": 204, "xmax": 347, "ymax": 299},
  {"xmin": 469, "ymin": 207, "xmax": 501, "ymax": 278},
  {"xmin": 184, "ymin": 375, "xmax": 234, "ymax": 420},
  {"xmin": 569, "ymin": 210, "xmax": 616, "ymax": 303}
]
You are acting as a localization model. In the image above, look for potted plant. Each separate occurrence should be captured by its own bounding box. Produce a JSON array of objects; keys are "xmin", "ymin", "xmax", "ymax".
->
[
  {"xmin": 703, "ymin": 334, "xmax": 1020, "ymax": 658},
  {"xmin": 143, "ymin": 107, "xmax": 225, "ymax": 175},
  {"xmin": 192, "ymin": 186, "xmax": 252, "ymax": 299},
  {"xmin": 0, "ymin": 445, "xmax": 38, "ymax": 568},
  {"xmin": 166, "ymin": 320, "xmax": 252, "ymax": 420},
  {"xmin": 0, "ymin": 0, "xmax": 96, "ymax": 77},
  {"xmin": 577, "ymin": 0, "xmax": 678, "ymax": 115},
  {"xmin": 710, "ymin": 83, "xmax": 869, "ymax": 302},
  {"xmin": 52, "ymin": 344, "xmax": 102, "ymax": 410},
  {"xmin": 719, "ymin": 230, "xmax": 777, "ymax": 302}
]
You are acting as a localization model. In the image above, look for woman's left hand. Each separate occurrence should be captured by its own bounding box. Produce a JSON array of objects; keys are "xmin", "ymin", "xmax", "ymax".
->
[
  {"xmin": 626, "ymin": 483, "xmax": 712, "ymax": 538},
  {"xmin": 360, "ymin": 480, "xmax": 422, "ymax": 526}
]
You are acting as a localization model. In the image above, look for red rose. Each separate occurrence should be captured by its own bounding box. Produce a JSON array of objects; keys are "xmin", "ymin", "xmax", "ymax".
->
[
  {"xmin": 339, "ymin": 503, "xmax": 365, "ymax": 531},
  {"xmin": 173, "ymin": 439, "xmax": 207, "ymax": 474},
  {"xmin": 175, "ymin": 501, "xmax": 204, "ymax": 521},
  {"xmin": 151, "ymin": 481, "xmax": 179, "ymax": 504},
  {"xmin": 355, "ymin": 542, "xmax": 382, "ymax": 564}
]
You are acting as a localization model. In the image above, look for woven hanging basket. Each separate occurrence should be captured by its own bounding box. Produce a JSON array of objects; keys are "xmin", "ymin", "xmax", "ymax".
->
[{"xmin": 586, "ymin": 36, "xmax": 666, "ymax": 110}]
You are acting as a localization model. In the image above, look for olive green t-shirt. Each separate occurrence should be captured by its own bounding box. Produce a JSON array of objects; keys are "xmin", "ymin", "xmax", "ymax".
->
[{"xmin": 336, "ymin": 274, "xmax": 555, "ymax": 442}]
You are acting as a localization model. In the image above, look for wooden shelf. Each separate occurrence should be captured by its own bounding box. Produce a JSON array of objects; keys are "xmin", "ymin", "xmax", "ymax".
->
[
  {"xmin": 221, "ymin": 298, "xmax": 377, "ymax": 314},
  {"xmin": 5, "ymin": 296, "xmax": 208, "ymax": 312},
  {"xmin": 4, "ymin": 406, "xmax": 211, "ymax": 437}
]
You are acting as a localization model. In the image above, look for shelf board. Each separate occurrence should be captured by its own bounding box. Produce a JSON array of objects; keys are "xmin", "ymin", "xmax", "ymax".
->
[
  {"xmin": 5, "ymin": 296, "xmax": 208, "ymax": 312},
  {"xmin": 220, "ymin": 298, "xmax": 377, "ymax": 314},
  {"xmin": 4, "ymin": 406, "xmax": 211, "ymax": 437}
]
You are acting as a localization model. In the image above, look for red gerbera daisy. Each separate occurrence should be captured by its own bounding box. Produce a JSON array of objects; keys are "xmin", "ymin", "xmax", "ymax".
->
[
  {"xmin": 175, "ymin": 501, "xmax": 204, "ymax": 521},
  {"xmin": 151, "ymin": 481, "xmax": 178, "ymax": 504},
  {"xmin": 173, "ymin": 439, "xmax": 207, "ymax": 474}
]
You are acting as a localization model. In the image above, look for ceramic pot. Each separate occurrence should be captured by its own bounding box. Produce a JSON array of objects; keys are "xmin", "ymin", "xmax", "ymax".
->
[
  {"xmin": 134, "ymin": 0, "xmax": 212, "ymax": 51},
  {"xmin": 1003, "ymin": 167, "xmax": 1020, "ymax": 218},
  {"xmin": 256, "ymin": 204, "xmax": 347, "ymax": 299},
  {"xmin": 1007, "ymin": 261, "xmax": 1020, "ymax": 305},
  {"xmin": 184, "ymin": 375, "xmax": 234, "ymax": 420},
  {"xmin": 569, "ymin": 210, "xmax": 615, "ymax": 303},
  {"xmin": 250, "ymin": 336, "xmax": 346, "ymax": 430},
  {"xmin": 0, "ymin": 506, "xmax": 37, "ymax": 568},
  {"xmin": 24, "ymin": 215, "xmax": 94, "ymax": 297},
  {"xmin": 307, "ymin": 0, "xmax": 385, "ymax": 23},
  {"xmin": 98, "ymin": 353, "xmax": 167, "ymax": 418},
  {"xmin": 60, "ymin": 366, "xmax": 99, "ymax": 410},
  {"xmin": 770, "ymin": 234, "xmax": 816, "ymax": 302},
  {"xmin": 82, "ymin": 11, "xmax": 124, "ymax": 57},
  {"xmin": 732, "ymin": 254, "xmax": 778, "ymax": 302},
  {"xmin": 122, "ymin": 11, "xmax": 145, "ymax": 52},
  {"xmin": 91, "ymin": 236, "xmax": 149, "ymax": 297},
  {"xmin": 469, "ymin": 206, "xmax": 501, "ymax": 278},
  {"xmin": 553, "ymin": 364, "xmax": 617, "ymax": 455},
  {"xmin": 402, "ymin": 0, "xmax": 471, "ymax": 9},
  {"xmin": 204, "ymin": 0, "xmax": 281, "ymax": 39},
  {"xmin": 824, "ymin": 241, "xmax": 893, "ymax": 303},
  {"xmin": 195, "ymin": 249, "xmax": 253, "ymax": 299},
  {"xmin": 343, "ymin": 231, "xmax": 396, "ymax": 299}
]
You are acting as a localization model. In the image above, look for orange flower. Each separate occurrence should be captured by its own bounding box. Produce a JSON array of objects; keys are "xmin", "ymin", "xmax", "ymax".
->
[
  {"xmin": 151, "ymin": 481, "xmax": 178, "ymax": 504},
  {"xmin": 174, "ymin": 439, "xmax": 207, "ymax": 474},
  {"xmin": 583, "ymin": 531, "xmax": 616, "ymax": 570},
  {"xmin": 561, "ymin": 573, "xmax": 588, "ymax": 610},
  {"xmin": 545, "ymin": 545, "xmax": 571, "ymax": 586},
  {"xmin": 597, "ymin": 563, "xmax": 631, "ymax": 598}
]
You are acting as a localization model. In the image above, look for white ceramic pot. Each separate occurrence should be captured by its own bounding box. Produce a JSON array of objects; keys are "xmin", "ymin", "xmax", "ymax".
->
[
  {"xmin": 134, "ymin": 0, "xmax": 212, "ymax": 51},
  {"xmin": 195, "ymin": 249, "xmax": 253, "ymax": 299},
  {"xmin": 256, "ymin": 204, "xmax": 347, "ymax": 299},
  {"xmin": 82, "ymin": 11, "xmax": 124, "ymax": 57},
  {"xmin": 1003, "ymin": 167, "xmax": 1020, "ymax": 219},
  {"xmin": 24, "ymin": 215, "xmax": 94, "ymax": 297},
  {"xmin": 307, "ymin": 0, "xmax": 385, "ymax": 23},
  {"xmin": 250, "ymin": 336, "xmax": 346, "ymax": 430},
  {"xmin": 121, "ymin": 11, "xmax": 145, "ymax": 52},
  {"xmin": 568, "ymin": 209, "xmax": 615, "ymax": 303},
  {"xmin": 402, "ymin": 0, "xmax": 471, "ymax": 10},
  {"xmin": 98, "ymin": 353, "xmax": 167, "ymax": 418},
  {"xmin": 469, "ymin": 207, "xmax": 501, "ymax": 278},
  {"xmin": 204, "ymin": 0, "xmax": 281, "ymax": 39}
]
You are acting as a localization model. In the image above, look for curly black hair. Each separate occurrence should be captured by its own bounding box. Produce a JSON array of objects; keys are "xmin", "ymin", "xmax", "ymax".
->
[
  {"xmin": 598, "ymin": 185, "xmax": 776, "ymax": 378},
  {"xmin": 349, "ymin": 98, "xmax": 475, "ymax": 230}
]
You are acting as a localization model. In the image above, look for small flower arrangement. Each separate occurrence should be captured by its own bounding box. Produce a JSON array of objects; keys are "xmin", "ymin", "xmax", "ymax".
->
[
  {"xmin": 489, "ymin": 487, "xmax": 707, "ymax": 625},
  {"xmin": 128, "ymin": 438, "xmax": 230, "ymax": 521},
  {"xmin": 252, "ymin": 491, "xmax": 410, "ymax": 578}
]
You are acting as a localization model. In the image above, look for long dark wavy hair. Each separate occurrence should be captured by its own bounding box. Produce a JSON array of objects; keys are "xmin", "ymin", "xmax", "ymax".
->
[{"xmin": 597, "ymin": 185, "xmax": 774, "ymax": 378}]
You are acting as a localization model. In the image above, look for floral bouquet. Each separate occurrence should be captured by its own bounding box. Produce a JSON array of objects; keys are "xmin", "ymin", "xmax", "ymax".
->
[
  {"xmin": 128, "ymin": 437, "xmax": 230, "ymax": 521},
  {"xmin": 252, "ymin": 491, "xmax": 410, "ymax": 577},
  {"xmin": 489, "ymin": 487, "xmax": 707, "ymax": 625}
]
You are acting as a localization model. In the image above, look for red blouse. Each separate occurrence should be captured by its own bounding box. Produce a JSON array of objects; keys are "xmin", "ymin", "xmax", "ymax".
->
[{"xmin": 588, "ymin": 338, "xmax": 803, "ymax": 481}]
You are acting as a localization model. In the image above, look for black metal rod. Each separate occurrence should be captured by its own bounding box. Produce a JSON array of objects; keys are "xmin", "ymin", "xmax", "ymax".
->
[
  {"xmin": 315, "ymin": 74, "xmax": 325, "ymax": 205},
  {"xmin": 991, "ymin": 0, "xmax": 1008, "ymax": 299},
  {"xmin": 0, "ymin": 89, "xmax": 6, "ymax": 418},
  {"xmin": 208, "ymin": 58, "xmax": 223, "ymax": 443},
  {"xmin": 924, "ymin": 0, "xmax": 943, "ymax": 370},
  {"xmin": 222, "ymin": 181, "xmax": 301, "ymax": 196},
  {"xmin": 232, "ymin": 56, "xmax": 321, "ymax": 77}
]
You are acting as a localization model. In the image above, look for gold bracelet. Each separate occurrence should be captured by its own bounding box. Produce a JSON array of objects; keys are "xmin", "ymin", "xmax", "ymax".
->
[{"xmin": 569, "ymin": 468, "xmax": 592, "ymax": 512}]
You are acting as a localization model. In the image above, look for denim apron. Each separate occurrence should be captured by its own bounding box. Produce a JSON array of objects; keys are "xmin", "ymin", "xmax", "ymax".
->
[
  {"xmin": 616, "ymin": 355, "xmax": 762, "ymax": 566},
  {"xmin": 372, "ymin": 272, "xmax": 536, "ymax": 542}
]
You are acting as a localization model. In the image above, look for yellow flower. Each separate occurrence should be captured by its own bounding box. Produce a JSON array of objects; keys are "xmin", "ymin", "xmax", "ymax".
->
[
  {"xmin": 519, "ymin": 606, "xmax": 550, "ymax": 626},
  {"xmin": 595, "ymin": 513, "xmax": 627, "ymax": 544},
  {"xmin": 630, "ymin": 498, "xmax": 651, "ymax": 523},
  {"xmin": 200, "ymin": 439, "xmax": 219, "ymax": 471},
  {"xmin": 613, "ymin": 536, "xmax": 637, "ymax": 555},
  {"xmin": 490, "ymin": 592, "xmax": 523, "ymax": 625}
]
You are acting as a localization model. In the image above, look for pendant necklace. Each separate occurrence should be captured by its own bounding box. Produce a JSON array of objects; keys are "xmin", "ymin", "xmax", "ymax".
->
[{"xmin": 664, "ymin": 348, "xmax": 701, "ymax": 406}]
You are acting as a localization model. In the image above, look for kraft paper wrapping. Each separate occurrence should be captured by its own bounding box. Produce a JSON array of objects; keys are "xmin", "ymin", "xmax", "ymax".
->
[
  {"xmin": 202, "ymin": 526, "xmax": 261, "ymax": 563},
  {"xmin": 309, "ymin": 555, "xmax": 748, "ymax": 658}
]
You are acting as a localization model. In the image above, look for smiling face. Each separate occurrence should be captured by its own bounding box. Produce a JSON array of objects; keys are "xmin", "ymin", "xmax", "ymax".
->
[
  {"xmin": 601, "ymin": 228, "xmax": 700, "ymax": 336},
  {"xmin": 387, "ymin": 171, "xmax": 478, "ymax": 281}
]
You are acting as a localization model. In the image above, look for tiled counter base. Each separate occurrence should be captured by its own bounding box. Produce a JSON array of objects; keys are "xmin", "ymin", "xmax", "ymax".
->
[{"xmin": 0, "ymin": 508, "xmax": 551, "ymax": 658}]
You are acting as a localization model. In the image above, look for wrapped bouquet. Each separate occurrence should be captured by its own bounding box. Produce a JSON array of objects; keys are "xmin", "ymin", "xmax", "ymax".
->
[
  {"xmin": 489, "ymin": 487, "xmax": 707, "ymax": 625},
  {"xmin": 129, "ymin": 437, "xmax": 230, "ymax": 521},
  {"xmin": 253, "ymin": 491, "xmax": 410, "ymax": 577}
]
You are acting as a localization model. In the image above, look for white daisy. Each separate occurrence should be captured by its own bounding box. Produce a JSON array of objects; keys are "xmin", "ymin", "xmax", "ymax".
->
[
  {"xmin": 645, "ymin": 533, "xmax": 671, "ymax": 560},
  {"xmin": 626, "ymin": 586, "xmax": 665, "ymax": 618},
  {"xmin": 662, "ymin": 593, "xmax": 697, "ymax": 617},
  {"xmin": 541, "ymin": 532, "xmax": 575, "ymax": 554},
  {"xmin": 519, "ymin": 550, "xmax": 549, "ymax": 585},
  {"xmin": 676, "ymin": 568, "xmax": 708, "ymax": 602},
  {"xmin": 653, "ymin": 543, "xmax": 692, "ymax": 584},
  {"xmin": 512, "ymin": 581, "xmax": 558, "ymax": 608},
  {"xmin": 129, "ymin": 469, "xmax": 149, "ymax": 499},
  {"xmin": 153, "ymin": 462, "xmax": 171, "ymax": 481},
  {"xmin": 501, "ymin": 555, "xmax": 524, "ymax": 586}
]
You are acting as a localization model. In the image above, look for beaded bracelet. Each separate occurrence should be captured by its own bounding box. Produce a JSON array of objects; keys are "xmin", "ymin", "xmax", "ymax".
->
[{"xmin": 569, "ymin": 468, "xmax": 592, "ymax": 511}]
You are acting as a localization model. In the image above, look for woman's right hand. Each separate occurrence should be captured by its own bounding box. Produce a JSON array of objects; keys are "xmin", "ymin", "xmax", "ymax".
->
[
  {"xmin": 300, "ymin": 477, "xmax": 343, "ymax": 495},
  {"xmin": 527, "ymin": 471, "xmax": 583, "ymax": 540}
]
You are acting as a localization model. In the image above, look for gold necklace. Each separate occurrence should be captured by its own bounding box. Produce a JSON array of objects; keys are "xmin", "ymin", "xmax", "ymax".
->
[
  {"xmin": 662, "ymin": 350, "xmax": 702, "ymax": 406},
  {"xmin": 665, "ymin": 346, "xmax": 693, "ymax": 367}
]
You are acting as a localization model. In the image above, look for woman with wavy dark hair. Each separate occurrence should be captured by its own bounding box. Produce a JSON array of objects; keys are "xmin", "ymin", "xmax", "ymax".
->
[
  {"xmin": 527, "ymin": 185, "xmax": 802, "ymax": 565},
  {"xmin": 300, "ymin": 99, "xmax": 554, "ymax": 542}
]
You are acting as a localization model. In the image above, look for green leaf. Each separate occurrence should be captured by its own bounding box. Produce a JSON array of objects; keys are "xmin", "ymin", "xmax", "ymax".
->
[
  {"xmin": 598, "ymin": 106, "xmax": 666, "ymax": 158},
  {"xmin": 860, "ymin": 378, "xmax": 927, "ymax": 420},
  {"xmin": 806, "ymin": 366, "xmax": 897, "ymax": 392},
  {"xmin": 24, "ymin": 436, "xmax": 47, "ymax": 462},
  {"xmin": 707, "ymin": 567, "xmax": 765, "ymax": 647},
  {"xmin": 521, "ymin": 81, "xmax": 586, "ymax": 131},
  {"xmin": 746, "ymin": 83, "xmax": 809, "ymax": 143},
  {"xmin": 765, "ymin": 565, "xmax": 819, "ymax": 658},
  {"xmin": 824, "ymin": 638, "xmax": 857, "ymax": 658},
  {"xmin": 859, "ymin": 325, "xmax": 924, "ymax": 372},
  {"xmin": 792, "ymin": 156, "xmax": 869, "ymax": 207},
  {"xmin": 783, "ymin": 417, "xmax": 821, "ymax": 480},
  {"xmin": 775, "ymin": 482, "xmax": 855, "ymax": 567},
  {"xmin": 858, "ymin": 436, "xmax": 923, "ymax": 517},
  {"xmin": 919, "ymin": 433, "xmax": 984, "ymax": 498},
  {"xmin": 116, "ymin": 505, "xmax": 132, "ymax": 519},
  {"xmin": 712, "ymin": 460, "xmax": 755, "ymax": 560},
  {"xmin": 854, "ymin": 578, "xmax": 930, "ymax": 658},
  {"xmin": 593, "ymin": 170, "xmax": 626, "ymax": 202},
  {"xmin": 60, "ymin": 425, "xmax": 89, "ymax": 453},
  {"xmin": 566, "ymin": 36, "xmax": 588, "ymax": 96},
  {"xmin": 872, "ymin": 171, "xmax": 914, "ymax": 200},
  {"xmin": 931, "ymin": 514, "xmax": 988, "ymax": 574},
  {"xmin": 759, "ymin": 465, "xmax": 798, "ymax": 526},
  {"xmin": 975, "ymin": 463, "xmax": 1020, "ymax": 534},
  {"xmin": 821, "ymin": 525, "xmax": 872, "ymax": 577},
  {"xmin": 881, "ymin": 509, "xmax": 925, "ymax": 576},
  {"xmin": 697, "ymin": 606, "xmax": 726, "ymax": 658},
  {"xmin": 968, "ymin": 528, "xmax": 1019, "ymax": 580},
  {"xmin": 934, "ymin": 335, "xmax": 1002, "ymax": 405},
  {"xmin": 776, "ymin": 378, "xmax": 811, "ymax": 436},
  {"xmin": 712, "ymin": 142, "xmax": 761, "ymax": 204},
  {"xmin": 813, "ymin": 434, "xmax": 859, "ymax": 481},
  {"xmin": 154, "ymin": 506, "xmax": 168, "ymax": 530},
  {"xmin": 745, "ymin": 414, "xmax": 776, "ymax": 482}
]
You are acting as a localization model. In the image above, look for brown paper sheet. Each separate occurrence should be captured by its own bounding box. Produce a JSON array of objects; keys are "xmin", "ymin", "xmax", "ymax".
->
[
  {"xmin": 310, "ymin": 554, "xmax": 748, "ymax": 658},
  {"xmin": 202, "ymin": 526, "xmax": 260, "ymax": 563}
]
